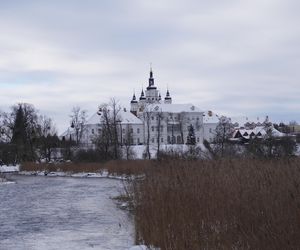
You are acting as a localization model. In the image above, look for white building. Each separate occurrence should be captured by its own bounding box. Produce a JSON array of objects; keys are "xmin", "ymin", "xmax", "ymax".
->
[
  {"xmin": 203, "ymin": 111, "xmax": 220, "ymax": 142},
  {"xmin": 230, "ymin": 116, "xmax": 284, "ymax": 141},
  {"xmin": 62, "ymin": 69, "xmax": 220, "ymax": 146}
]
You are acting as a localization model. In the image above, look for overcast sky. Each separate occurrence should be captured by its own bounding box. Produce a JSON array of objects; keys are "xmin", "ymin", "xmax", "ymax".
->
[{"xmin": 0, "ymin": 0, "xmax": 299, "ymax": 133}]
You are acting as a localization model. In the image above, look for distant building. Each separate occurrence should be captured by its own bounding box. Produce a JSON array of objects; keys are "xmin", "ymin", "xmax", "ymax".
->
[
  {"xmin": 230, "ymin": 116, "xmax": 284, "ymax": 141},
  {"xmin": 62, "ymin": 69, "xmax": 219, "ymax": 147}
]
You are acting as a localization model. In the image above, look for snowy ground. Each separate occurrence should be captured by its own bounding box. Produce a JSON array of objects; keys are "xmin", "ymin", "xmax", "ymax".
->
[
  {"xmin": 0, "ymin": 175, "xmax": 138, "ymax": 250},
  {"xmin": 0, "ymin": 165, "xmax": 19, "ymax": 173},
  {"xmin": 131, "ymin": 144, "xmax": 206, "ymax": 159}
]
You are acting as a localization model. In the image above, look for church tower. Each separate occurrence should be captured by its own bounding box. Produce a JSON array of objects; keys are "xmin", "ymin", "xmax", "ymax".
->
[
  {"xmin": 145, "ymin": 68, "xmax": 160, "ymax": 103},
  {"xmin": 164, "ymin": 89, "xmax": 172, "ymax": 104},
  {"xmin": 130, "ymin": 93, "xmax": 138, "ymax": 115}
]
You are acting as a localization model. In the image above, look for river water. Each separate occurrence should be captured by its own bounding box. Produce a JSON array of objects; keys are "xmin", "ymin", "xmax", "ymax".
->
[{"xmin": 0, "ymin": 175, "xmax": 134, "ymax": 250}]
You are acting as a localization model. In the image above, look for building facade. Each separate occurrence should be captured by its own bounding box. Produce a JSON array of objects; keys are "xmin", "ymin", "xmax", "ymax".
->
[{"xmin": 62, "ymin": 69, "xmax": 219, "ymax": 147}]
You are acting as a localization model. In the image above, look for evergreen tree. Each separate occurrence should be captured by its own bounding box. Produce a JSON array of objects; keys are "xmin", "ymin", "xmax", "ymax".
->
[
  {"xmin": 11, "ymin": 103, "xmax": 39, "ymax": 162},
  {"xmin": 186, "ymin": 124, "xmax": 196, "ymax": 145},
  {"xmin": 11, "ymin": 105, "xmax": 28, "ymax": 161}
]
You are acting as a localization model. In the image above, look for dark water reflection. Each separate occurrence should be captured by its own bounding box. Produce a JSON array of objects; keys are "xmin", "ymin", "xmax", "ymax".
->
[{"xmin": 0, "ymin": 175, "xmax": 133, "ymax": 250}]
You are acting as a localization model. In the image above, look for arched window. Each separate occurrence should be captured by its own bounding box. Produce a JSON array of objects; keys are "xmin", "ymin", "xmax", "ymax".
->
[{"xmin": 177, "ymin": 135, "xmax": 181, "ymax": 144}]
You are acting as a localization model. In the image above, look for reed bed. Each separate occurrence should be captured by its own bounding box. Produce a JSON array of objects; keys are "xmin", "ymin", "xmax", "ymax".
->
[
  {"xmin": 130, "ymin": 158, "xmax": 300, "ymax": 249},
  {"xmin": 20, "ymin": 160, "xmax": 152, "ymax": 176}
]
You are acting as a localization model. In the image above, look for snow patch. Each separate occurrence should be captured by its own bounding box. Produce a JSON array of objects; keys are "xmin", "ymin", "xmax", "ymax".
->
[
  {"xmin": 129, "ymin": 246, "xmax": 159, "ymax": 250},
  {"xmin": 0, "ymin": 165, "xmax": 20, "ymax": 173}
]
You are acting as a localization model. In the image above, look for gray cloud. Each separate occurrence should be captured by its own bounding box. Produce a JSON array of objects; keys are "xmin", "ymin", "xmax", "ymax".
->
[{"xmin": 0, "ymin": 0, "xmax": 299, "ymax": 132}]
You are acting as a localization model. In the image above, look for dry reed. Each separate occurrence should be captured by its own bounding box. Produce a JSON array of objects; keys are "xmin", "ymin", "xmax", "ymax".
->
[{"xmin": 131, "ymin": 158, "xmax": 300, "ymax": 250}]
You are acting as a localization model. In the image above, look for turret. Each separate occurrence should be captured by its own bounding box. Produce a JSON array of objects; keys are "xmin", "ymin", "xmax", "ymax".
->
[
  {"xmin": 130, "ymin": 93, "xmax": 138, "ymax": 116},
  {"xmin": 139, "ymin": 89, "xmax": 146, "ymax": 101},
  {"xmin": 164, "ymin": 89, "xmax": 172, "ymax": 104}
]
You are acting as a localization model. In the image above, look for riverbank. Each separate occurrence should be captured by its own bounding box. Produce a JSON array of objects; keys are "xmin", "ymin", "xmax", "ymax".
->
[{"xmin": 0, "ymin": 161, "xmax": 151, "ymax": 181}]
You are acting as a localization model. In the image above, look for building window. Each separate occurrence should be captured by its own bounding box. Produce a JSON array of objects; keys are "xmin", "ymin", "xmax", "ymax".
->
[
  {"xmin": 197, "ymin": 137, "xmax": 200, "ymax": 142},
  {"xmin": 152, "ymin": 138, "xmax": 155, "ymax": 143},
  {"xmin": 137, "ymin": 128, "xmax": 140, "ymax": 134},
  {"xmin": 209, "ymin": 128, "xmax": 212, "ymax": 133},
  {"xmin": 177, "ymin": 135, "xmax": 181, "ymax": 144},
  {"xmin": 130, "ymin": 128, "xmax": 133, "ymax": 133},
  {"xmin": 151, "ymin": 126, "xmax": 154, "ymax": 132},
  {"xmin": 98, "ymin": 129, "xmax": 101, "ymax": 134},
  {"xmin": 151, "ymin": 116, "xmax": 154, "ymax": 120},
  {"xmin": 160, "ymin": 125, "xmax": 163, "ymax": 131},
  {"xmin": 137, "ymin": 138, "xmax": 140, "ymax": 144},
  {"xmin": 161, "ymin": 137, "xmax": 164, "ymax": 142},
  {"xmin": 172, "ymin": 136, "xmax": 176, "ymax": 144},
  {"xmin": 122, "ymin": 128, "xmax": 125, "ymax": 133},
  {"xmin": 91, "ymin": 129, "xmax": 94, "ymax": 134}
]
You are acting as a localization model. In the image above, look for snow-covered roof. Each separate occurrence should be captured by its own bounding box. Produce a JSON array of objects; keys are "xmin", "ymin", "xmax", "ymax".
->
[
  {"xmin": 203, "ymin": 111, "xmax": 220, "ymax": 124},
  {"xmin": 230, "ymin": 116, "xmax": 270, "ymax": 127},
  {"xmin": 233, "ymin": 126, "xmax": 285, "ymax": 139},
  {"xmin": 60, "ymin": 128, "xmax": 75, "ymax": 137},
  {"xmin": 87, "ymin": 109, "xmax": 143, "ymax": 125},
  {"xmin": 146, "ymin": 103, "xmax": 203, "ymax": 113}
]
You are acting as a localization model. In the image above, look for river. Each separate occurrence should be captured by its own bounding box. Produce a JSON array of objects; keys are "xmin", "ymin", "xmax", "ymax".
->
[{"xmin": 0, "ymin": 175, "xmax": 134, "ymax": 250}]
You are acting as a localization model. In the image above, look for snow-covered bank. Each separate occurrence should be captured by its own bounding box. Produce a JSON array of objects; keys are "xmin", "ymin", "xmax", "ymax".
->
[
  {"xmin": 129, "ymin": 245, "xmax": 159, "ymax": 250},
  {"xmin": 0, "ymin": 165, "xmax": 19, "ymax": 173},
  {"xmin": 17, "ymin": 169, "xmax": 138, "ymax": 180}
]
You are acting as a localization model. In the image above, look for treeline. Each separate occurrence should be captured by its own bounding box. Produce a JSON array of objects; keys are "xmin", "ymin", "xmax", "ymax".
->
[{"xmin": 0, "ymin": 103, "xmax": 72, "ymax": 165}]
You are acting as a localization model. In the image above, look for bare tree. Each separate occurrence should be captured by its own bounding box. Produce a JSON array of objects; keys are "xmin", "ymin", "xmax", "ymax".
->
[
  {"xmin": 36, "ymin": 115, "xmax": 58, "ymax": 162},
  {"xmin": 156, "ymin": 111, "xmax": 163, "ymax": 159},
  {"xmin": 70, "ymin": 106, "xmax": 87, "ymax": 145},
  {"xmin": 110, "ymin": 98, "xmax": 122, "ymax": 159},
  {"xmin": 143, "ymin": 109, "xmax": 152, "ymax": 159},
  {"xmin": 212, "ymin": 116, "xmax": 235, "ymax": 158},
  {"xmin": 178, "ymin": 112, "xmax": 186, "ymax": 144},
  {"xmin": 123, "ymin": 124, "xmax": 135, "ymax": 160},
  {"xmin": 94, "ymin": 98, "xmax": 122, "ymax": 160}
]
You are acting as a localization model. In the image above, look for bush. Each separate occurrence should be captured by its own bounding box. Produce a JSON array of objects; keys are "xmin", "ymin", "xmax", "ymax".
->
[
  {"xmin": 74, "ymin": 149, "xmax": 104, "ymax": 162},
  {"xmin": 0, "ymin": 143, "xmax": 17, "ymax": 165}
]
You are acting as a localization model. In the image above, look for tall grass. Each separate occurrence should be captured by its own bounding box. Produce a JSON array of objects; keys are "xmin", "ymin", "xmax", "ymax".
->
[
  {"xmin": 131, "ymin": 158, "xmax": 300, "ymax": 249},
  {"xmin": 21, "ymin": 160, "xmax": 151, "ymax": 176}
]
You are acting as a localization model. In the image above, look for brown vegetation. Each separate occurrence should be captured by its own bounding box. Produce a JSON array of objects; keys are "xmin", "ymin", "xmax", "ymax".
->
[
  {"xmin": 130, "ymin": 158, "xmax": 300, "ymax": 249},
  {"xmin": 20, "ymin": 160, "xmax": 152, "ymax": 176}
]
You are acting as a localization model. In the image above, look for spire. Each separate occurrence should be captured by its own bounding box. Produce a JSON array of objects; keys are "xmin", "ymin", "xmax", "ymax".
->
[
  {"xmin": 166, "ymin": 89, "xmax": 170, "ymax": 97},
  {"xmin": 164, "ymin": 88, "xmax": 172, "ymax": 104},
  {"xmin": 150, "ymin": 64, "xmax": 153, "ymax": 79},
  {"xmin": 131, "ymin": 92, "xmax": 138, "ymax": 103},
  {"xmin": 148, "ymin": 65, "xmax": 155, "ymax": 87},
  {"xmin": 140, "ymin": 88, "xmax": 146, "ymax": 100}
]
